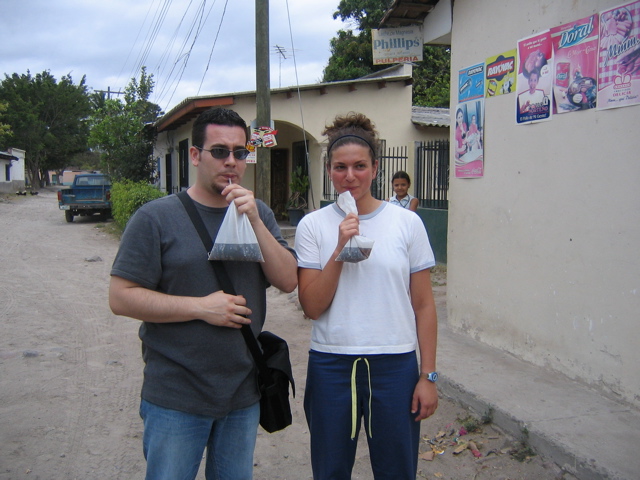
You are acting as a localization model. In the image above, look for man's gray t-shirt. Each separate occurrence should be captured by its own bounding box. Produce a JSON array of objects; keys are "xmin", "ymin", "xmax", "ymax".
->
[{"xmin": 111, "ymin": 193, "xmax": 294, "ymax": 417}]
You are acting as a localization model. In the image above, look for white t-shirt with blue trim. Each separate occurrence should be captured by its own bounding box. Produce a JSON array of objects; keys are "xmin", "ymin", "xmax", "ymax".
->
[{"xmin": 294, "ymin": 202, "xmax": 435, "ymax": 355}]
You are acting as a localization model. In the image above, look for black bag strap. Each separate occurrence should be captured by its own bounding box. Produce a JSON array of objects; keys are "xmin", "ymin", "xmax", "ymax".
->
[{"xmin": 176, "ymin": 191, "xmax": 271, "ymax": 381}]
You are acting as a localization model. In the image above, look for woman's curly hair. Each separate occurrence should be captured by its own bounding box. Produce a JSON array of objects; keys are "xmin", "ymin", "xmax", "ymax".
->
[{"xmin": 323, "ymin": 112, "xmax": 380, "ymax": 163}]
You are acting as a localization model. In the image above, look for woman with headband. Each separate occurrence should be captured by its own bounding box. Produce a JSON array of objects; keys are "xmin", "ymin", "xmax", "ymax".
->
[{"xmin": 294, "ymin": 112, "xmax": 439, "ymax": 479}]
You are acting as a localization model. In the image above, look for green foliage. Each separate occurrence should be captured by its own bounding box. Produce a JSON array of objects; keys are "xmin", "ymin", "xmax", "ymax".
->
[
  {"xmin": 481, "ymin": 405, "xmax": 495, "ymax": 425},
  {"xmin": 323, "ymin": 0, "xmax": 391, "ymax": 82},
  {"xmin": 0, "ymin": 101, "xmax": 12, "ymax": 144},
  {"xmin": 110, "ymin": 179, "xmax": 165, "ymax": 229},
  {"xmin": 509, "ymin": 424, "xmax": 537, "ymax": 462},
  {"xmin": 458, "ymin": 414, "xmax": 482, "ymax": 433},
  {"xmin": 89, "ymin": 67, "xmax": 163, "ymax": 183},
  {"xmin": 412, "ymin": 46, "xmax": 452, "ymax": 108},
  {"xmin": 0, "ymin": 70, "xmax": 91, "ymax": 186},
  {"xmin": 286, "ymin": 166, "xmax": 309, "ymax": 210},
  {"xmin": 322, "ymin": 0, "xmax": 451, "ymax": 107}
]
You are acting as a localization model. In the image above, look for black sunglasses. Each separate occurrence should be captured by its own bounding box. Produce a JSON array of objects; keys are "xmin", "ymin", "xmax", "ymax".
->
[{"xmin": 195, "ymin": 145, "xmax": 250, "ymax": 160}]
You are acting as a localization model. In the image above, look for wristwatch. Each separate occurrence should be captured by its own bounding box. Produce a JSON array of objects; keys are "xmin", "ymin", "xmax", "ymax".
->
[{"xmin": 420, "ymin": 371, "xmax": 438, "ymax": 383}]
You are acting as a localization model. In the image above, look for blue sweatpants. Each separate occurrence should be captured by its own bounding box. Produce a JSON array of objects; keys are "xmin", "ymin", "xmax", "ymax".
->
[{"xmin": 304, "ymin": 350, "xmax": 421, "ymax": 480}]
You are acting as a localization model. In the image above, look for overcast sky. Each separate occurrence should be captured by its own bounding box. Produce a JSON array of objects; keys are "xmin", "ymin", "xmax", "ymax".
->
[{"xmin": 2, "ymin": 0, "xmax": 348, "ymax": 113}]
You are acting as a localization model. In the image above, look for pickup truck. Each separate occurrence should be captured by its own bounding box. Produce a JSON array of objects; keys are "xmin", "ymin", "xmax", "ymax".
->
[{"xmin": 57, "ymin": 174, "xmax": 112, "ymax": 223}]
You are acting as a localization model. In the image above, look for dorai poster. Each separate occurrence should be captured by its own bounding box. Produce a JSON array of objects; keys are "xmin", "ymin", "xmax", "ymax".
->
[{"xmin": 551, "ymin": 14, "xmax": 600, "ymax": 113}]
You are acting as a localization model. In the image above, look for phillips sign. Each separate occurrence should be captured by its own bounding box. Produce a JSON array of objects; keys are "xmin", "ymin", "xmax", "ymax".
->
[{"xmin": 372, "ymin": 26, "xmax": 423, "ymax": 65}]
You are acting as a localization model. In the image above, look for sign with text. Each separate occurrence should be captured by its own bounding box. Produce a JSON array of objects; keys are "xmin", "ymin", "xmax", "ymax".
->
[{"xmin": 372, "ymin": 26, "xmax": 423, "ymax": 65}]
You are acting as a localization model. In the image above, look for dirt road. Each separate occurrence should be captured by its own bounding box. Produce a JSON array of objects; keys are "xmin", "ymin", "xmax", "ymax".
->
[{"xmin": 0, "ymin": 189, "xmax": 569, "ymax": 479}]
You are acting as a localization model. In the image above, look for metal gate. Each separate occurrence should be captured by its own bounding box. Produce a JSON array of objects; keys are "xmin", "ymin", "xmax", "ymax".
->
[{"xmin": 415, "ymin": 140, "xmax": 449, "ymax": 209}]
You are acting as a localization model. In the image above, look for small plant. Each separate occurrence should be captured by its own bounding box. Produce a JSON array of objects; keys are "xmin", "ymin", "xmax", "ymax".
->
[
  {"xmin": 481, "ymin": 405, "xmax": 494, "ymax": 424},
  {"xmin": 458, "ymin": 414, "xmax": 482, "ymax": 433},
  {"xmin": 286, "ymin": 166, "xmax": 309, "ymax": 210},
  {"xmin": 510, "ymin": 425, "xmax": 537, "ymax": 462}
]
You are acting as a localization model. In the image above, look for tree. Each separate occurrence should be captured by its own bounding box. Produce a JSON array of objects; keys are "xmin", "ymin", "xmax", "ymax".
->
[
  {"xmin": 89, "ymin": 67, "xmax": 163, "ymax": 183},
  {"xmin": 323, "ymin": 0, "xmax": 391, "ymax": 82},
  {"xmin": 0, "ymin": 102, "xmax": 12, "ymax": 146},
  {"xmin": 322, "ymin": 0, "xmax": 451, "ymax": 108},
  {"xmin": 0, "ymin": 71, "xmax": 91, "ymax": 186}
]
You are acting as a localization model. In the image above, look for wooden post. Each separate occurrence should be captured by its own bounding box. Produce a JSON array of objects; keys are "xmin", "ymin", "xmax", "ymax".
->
[{"xmin": 255, "ymin": 0, "xmax": 271, "ymax": 204}]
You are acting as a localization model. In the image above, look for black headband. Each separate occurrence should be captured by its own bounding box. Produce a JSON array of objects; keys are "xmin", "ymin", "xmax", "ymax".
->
[{"xmin": 327, "ymin": 134, "xmax": 375, "ymax": 156}]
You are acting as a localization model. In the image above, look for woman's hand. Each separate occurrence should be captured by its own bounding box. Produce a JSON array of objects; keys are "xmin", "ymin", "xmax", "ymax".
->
[{"xmin": 335, "ymin": 213, "xmax": 359, "ymax": 254}]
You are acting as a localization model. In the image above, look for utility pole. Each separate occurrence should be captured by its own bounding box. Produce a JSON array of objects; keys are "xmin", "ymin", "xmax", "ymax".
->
[
  {"xmin": 255, "ymin": 0, "xmax": 271, "ymax": 204},
  {"xmin": 94, "ymin": 87, "xmax": 124, "ymax": 99}
]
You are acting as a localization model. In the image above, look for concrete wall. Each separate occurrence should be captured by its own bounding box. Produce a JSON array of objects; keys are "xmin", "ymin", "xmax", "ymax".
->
[
  {"xmin": 0, "ymin": 148, "xmax": 26, "ymax": 192},
  {"xmin": 448, "ymin": 0, "xmax": 640, "ymax": 407}
]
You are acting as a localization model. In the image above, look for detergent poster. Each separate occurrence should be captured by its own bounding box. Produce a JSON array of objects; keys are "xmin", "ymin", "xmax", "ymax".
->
[
  {"xmin": 485, "ymin": 49, "xmax": 517, "ymax": 98},
  {"xmin": 458, "ymin": 63, "xmax": 485, "ymax": 103}
]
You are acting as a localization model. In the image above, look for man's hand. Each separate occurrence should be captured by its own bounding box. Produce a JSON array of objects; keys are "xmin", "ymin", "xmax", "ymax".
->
[
  {"xmin": 222, "ymin": 183, "xmax": 260, "ymax": 225},
  {"xmin": 198, "ymin": 290, "xmax": 252, "ymax": 328}
]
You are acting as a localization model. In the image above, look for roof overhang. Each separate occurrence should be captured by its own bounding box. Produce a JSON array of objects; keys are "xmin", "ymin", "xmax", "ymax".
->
[
  {"xmin": 0, "ymin": 151, "xmax": 19, "ymax": 161},
  {"xmin": 155, "ymin": 69, "xmax": 414, "ymax": 133},
  {"xmin": 380, "ymin": 0, "xmax": 451, "ymax": 45},
  {"xmin": 156, "ymin": 97, "xmax": 235, "ymax": 133},
  {"xmin": 380, "ymin": 0, "xmax": 438, "ymax": 27}
]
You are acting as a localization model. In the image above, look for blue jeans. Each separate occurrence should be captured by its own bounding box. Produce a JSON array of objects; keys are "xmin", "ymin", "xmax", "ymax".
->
[
  {"xmin": 304, "ymin": 351, "xmax": 421, "ymax": 480},
  {"xmin": 139, "ymin": 399, "xmax": 260, "ymax": 480}
]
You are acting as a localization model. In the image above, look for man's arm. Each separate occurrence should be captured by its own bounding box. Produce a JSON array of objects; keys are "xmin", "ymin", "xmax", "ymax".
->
[
  {"xmin": 224, "ymin": 184, "xmax": 298, "ymax": 293},
  {"xmin": 109, "ymin": 275, "xmax": 252, "ymax": 328}
]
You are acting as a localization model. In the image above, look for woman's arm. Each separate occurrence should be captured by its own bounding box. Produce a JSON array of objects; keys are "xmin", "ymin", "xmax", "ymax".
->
[
  {"xmin": 409, "ymin": 268, "xmax": 439, "ymax": 421},
  {"xmin": 297, "ymin": 213, "xmax": 358, "ymax": 319},
  {"xmin": 409, "ymin": 197, "xmax": 419, "ymax": 212}
]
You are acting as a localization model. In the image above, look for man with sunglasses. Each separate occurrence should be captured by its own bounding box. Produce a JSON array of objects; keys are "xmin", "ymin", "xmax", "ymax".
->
[{"xmin": 109, "ymin": 107, "xmax": 298, "ymax": 480}]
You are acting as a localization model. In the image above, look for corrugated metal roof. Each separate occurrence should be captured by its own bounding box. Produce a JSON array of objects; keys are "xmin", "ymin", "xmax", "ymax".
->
[
  {"xmin": 380, "ymin": 0, "xmax": 439, "ymax": 27},
  {"xmin": 411, "ymin": 106, "xmax": 450, "ymax": 127}
]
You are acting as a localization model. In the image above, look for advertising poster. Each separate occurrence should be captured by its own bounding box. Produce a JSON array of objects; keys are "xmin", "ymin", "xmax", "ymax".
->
[
  {"xmin": 485, "ymin": 49, "xmax": 517, "ymax": 98},
  {"xmin": 551, "ymin": 14, "xmax": 600, "ymax": 113},
  {"xmin": 454, "ymin": 100, "xmax": 484, "ymax": 178},
  {"xmin": 458, "ymin": 63, "xmax": 485, "ymax": 103},
  {"xmin": 516, "ymin": 30, "xmax": 553, "ymax": 124},
  {"xmin": 372, "ymin": 26, "xmax": 423, "ymax": 65},
  {"xmin": 597, "ymin": 1, "xmax": 640, "ymax": 110}
]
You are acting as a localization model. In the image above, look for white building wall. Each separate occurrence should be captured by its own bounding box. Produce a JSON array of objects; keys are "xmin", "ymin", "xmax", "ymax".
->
[
  {"xmin": 448, "ymin": 0, "xmax": 640, "ymax": 406},
  {"xmin": 155, "ymin": 77, "xmax": 446, "ymax": 209},
  {"xmin": 9, "ymin": 148, "xmax": 25, "ymax": 182}
]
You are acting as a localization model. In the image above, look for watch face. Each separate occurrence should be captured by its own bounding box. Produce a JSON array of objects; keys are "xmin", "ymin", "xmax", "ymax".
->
[{"xmin": 429, "ymin": 372, "xmax": 438, "ymax": 382}]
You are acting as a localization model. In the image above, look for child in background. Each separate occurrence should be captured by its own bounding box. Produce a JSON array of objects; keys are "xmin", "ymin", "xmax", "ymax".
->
[{"xmin": 389, "ymin": 171, "xmax": 419, "ymax": 212}]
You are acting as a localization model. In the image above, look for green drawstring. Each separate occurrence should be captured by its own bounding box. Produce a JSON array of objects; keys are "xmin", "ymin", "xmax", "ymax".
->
[{"xmin": 350, "ymin": 357, "xmax": 373, "ymax": 439}]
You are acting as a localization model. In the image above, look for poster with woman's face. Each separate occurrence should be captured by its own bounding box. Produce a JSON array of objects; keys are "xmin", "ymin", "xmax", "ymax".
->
[
  {"xmin": 454, "ymin": 100, "xmax": 484, "ymax": 178},
  {"xmin": 597, "ymin": 1, "xmax": 640, "ymax": 109},
  {"xmin": 516, "ymin": 30, "xmax": 553, "ymax": 124}
]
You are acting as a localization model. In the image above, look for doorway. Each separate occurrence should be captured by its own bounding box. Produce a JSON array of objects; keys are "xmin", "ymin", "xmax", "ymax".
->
[
  {"xmin": 271, "ymin": 148, "xmax": 288, "ymax": 219},
  {"xmin": 178, "ymin": 139, "xmax": 189, "ymax": 191}
]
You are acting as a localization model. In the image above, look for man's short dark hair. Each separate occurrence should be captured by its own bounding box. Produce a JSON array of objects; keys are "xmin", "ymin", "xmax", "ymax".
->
[{"xmin": 192, "ymin": 107, "xmax": 248, "ymax": 147}]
